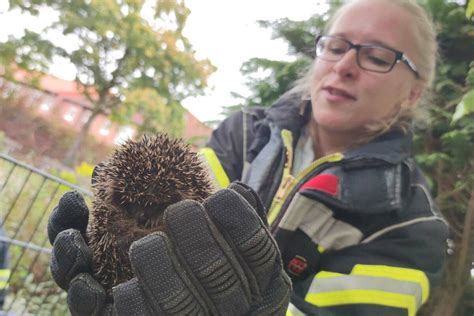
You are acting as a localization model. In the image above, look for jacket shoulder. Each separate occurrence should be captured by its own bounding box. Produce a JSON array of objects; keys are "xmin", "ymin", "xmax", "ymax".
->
[{"xmin": 300, "ymin": 158, "xmax": 437, "ymax": 218}]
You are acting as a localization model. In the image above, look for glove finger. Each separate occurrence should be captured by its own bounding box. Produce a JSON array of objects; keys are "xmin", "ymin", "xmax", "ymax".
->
[
  {"xmin": 48, "ymin": 191, "xmax": 89, "ymax": 245},
  {"xmin": 67, "ymin": 273, "xmax": 107, "ymax": 316},
  {"xmin": 204, "ymin": 189, "xmax": 281, "ymax": 296},
  {"xmin": 228, "ymin": 182, "xmax": 268, "ymax": 226},
  {"xmin": 113, "ymin": 278, "xmax": 154, "ymax": 316},
  {"xmin": 164, "ymin": 200, "xmax": 251, "ymax": 315},
  {"xmin": 51, "ymin": 229, "xmax": 93, "ymax": 290},
  {"xmin": 129, "ymin": 232, "xmax": 208, "ymax": 315},
  {"xmin": 249, "ymin": 270, "xmax": 292, "ymax": 316}
]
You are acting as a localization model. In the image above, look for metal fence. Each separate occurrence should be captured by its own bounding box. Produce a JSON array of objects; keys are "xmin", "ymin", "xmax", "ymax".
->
[{"xmin": 0, "ymin": 153, "xmax": 92, "ymax": 315}]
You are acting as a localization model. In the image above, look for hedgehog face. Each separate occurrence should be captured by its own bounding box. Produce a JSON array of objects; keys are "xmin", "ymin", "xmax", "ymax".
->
[
  {"xmin": 108, "ymin": 195, "xmax": 161, "ymax": 227},
  {"xmin": 124, "ymin": 203, "xmax": 165, "ymax": 228}
]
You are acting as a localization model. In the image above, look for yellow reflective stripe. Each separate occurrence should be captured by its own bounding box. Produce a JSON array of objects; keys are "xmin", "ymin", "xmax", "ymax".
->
[
  {"xmin": 268, "ymin": 129, "xmax": 294, "ymax": 224},
  {"xmin": 316, "ymin": 271, "xmax": 343, "ymax": 278},
  {"xmin": 351, "ymin": 264, "xmax": 430, "ymax": 304},
  {"xmin": 296, "ymin": 152, "xmax": 344, "ymax": 180},
  {"xmin": 287, "ymin": 302, "xmax": 306, "ymax": 316},
  {"xmin": 281, "ymin": 129, "xmax": 294, "ymax": 169},
  {"xmin": 306, "ymin": 290, "xmax": 416, "ymax": 316},
  {"xmin": 199, "ymin": 147, "xmax": 230, "ymax": 189},
  {"xmin": 308, "ymin": 265, "xmax": 429, "ymax": 314},
  {"xmin": 0, "ymin": 281, "xmax": 8, "ymax": 289}
]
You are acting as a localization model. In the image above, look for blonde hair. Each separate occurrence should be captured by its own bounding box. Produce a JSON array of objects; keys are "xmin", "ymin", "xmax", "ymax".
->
[{"xmin": 288, "ymin": 0, "xmax": 438, "ymax": 138}]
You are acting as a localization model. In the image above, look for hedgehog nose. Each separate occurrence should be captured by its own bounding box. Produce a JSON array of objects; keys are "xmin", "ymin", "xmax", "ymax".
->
[{"xmin": 137, "ymin": 212, "xmax": 147, "ymax": 226}]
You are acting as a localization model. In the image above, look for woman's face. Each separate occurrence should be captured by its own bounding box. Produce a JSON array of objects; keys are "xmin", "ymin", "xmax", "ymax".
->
[{"xmin": 310, "ymin": 1, "xmax": 423, "ymax": 135}]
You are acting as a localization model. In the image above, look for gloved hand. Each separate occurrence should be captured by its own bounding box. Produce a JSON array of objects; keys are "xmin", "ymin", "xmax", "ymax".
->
[
  {"xmin": 48, "ymin": 182, "xmax": 291, "ymax": 316},
  {"xmin": 47, "ymin": 191, "xmax": 113, "ymax": 315}
]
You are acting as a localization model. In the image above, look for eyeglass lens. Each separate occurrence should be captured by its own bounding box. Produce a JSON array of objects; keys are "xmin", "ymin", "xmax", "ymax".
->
[{"xmin": 316, "ymin": 36, "xmax": 397, "ymax": 73}]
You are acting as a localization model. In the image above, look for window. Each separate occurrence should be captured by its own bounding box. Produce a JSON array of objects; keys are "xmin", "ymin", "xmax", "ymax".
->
[
  {"xmin": 99, "ymin": 120, "xmax": 112, "ymax": 136},
  {"xmin": 63, "ymin": 107, "xmax": 77, "ymax": 122},
  {"xmin": 114, "ymin": 126, "xmax": 135, "ymax": 144}
]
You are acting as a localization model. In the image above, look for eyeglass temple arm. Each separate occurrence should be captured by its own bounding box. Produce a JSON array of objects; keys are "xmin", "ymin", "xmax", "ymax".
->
[{"xmin": 400, "ymin": 54, "xmax": 420, "ymax": 78}]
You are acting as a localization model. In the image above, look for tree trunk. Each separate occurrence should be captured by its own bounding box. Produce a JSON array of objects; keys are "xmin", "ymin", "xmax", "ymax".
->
[{"xmin": 63, "ymin": 110, "xmax": 100, "ymax": 167}]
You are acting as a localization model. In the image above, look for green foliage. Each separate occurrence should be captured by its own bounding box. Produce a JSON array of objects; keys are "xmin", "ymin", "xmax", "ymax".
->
[
  {"xmin": 1, "ymin": 0, "xmax": 216, "ymax": 165},
  {"xmin": 452, "ymin": 89, "xmax": 474, "ymax": 121},
  {"xmin": 114, "ymin": 87, "xmax": 185, "ymax": 137},
  {"xmin": 467, "ymin": 0, "xmax": 474, "ymax": 18},
  {"xmin": 57, "ymin": 170, "xmax": 77, "ymax": 184},
  {"xmin": 75, "ymin": 161, "xmax": 95, "ymax": 178},
  {"xmin": 9, "ymin": 274, "xmax": 68, "ymax": 316},
  {"xmin": 237, "ymin": 58, "xmax": 311, "ymax": 108}
]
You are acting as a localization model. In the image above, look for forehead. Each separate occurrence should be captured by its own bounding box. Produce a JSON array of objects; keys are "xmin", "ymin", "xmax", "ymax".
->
[{"xmin": 329, "ymin": 1, "xmax": 415, "ymax": 52}]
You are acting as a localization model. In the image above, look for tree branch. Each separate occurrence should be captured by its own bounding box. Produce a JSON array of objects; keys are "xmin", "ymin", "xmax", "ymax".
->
[{"xmin": 104, "ymin": 46, "xmax": 131, "ymax": 92}]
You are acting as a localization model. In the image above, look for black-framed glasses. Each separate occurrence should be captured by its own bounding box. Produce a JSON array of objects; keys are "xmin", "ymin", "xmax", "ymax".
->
[{"xmin": 315, "ymin": 35, "xmax": 420, "ymax": 78}]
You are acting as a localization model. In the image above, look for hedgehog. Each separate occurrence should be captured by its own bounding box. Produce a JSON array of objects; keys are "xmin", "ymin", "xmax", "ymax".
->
[{"xmin": 87, "ymin": 134, "xmax": 213, "ymax": 298}]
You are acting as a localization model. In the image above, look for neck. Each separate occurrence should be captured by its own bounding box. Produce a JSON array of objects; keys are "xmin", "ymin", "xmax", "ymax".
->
[{"xmin": 310, "ymin": 119, "xmax": 365, "ymax": 159}]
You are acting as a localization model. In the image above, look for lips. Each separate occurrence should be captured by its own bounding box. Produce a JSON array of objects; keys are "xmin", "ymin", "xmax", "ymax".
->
[{"xmin": 323, "ymin": 86, "xmax": 357, "ymax": 100}]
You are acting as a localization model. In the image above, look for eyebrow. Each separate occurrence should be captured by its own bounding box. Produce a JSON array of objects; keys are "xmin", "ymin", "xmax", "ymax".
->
[{"xmin": 329, "ymin": 32, "xmax": 397, "ymax": 50}]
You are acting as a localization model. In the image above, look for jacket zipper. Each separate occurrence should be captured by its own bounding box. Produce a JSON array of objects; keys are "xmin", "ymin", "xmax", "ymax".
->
[
  {"xmin": 269, "ymin": 151, "xmax": 344, "ymax": 231},
  {"xmin": 267, "ymin": 129, "xmax": 294, "ymax": 224}
]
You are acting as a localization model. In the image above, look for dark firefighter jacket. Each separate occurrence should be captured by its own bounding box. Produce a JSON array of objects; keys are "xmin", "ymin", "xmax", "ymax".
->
[{"xmin": 200, "ymin": 95, "xmax": 449, "ymax": 316}]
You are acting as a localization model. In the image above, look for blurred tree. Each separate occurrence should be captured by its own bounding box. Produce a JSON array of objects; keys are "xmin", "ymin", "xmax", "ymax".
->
[
  {"xmin": 0, "ymin": 0, "xmax": 215, "ymax": 166},
  {"xmin": 414, "ymin": 0, "xmax": 474, "ymax": 314},
  {"xmin": 230, "ymin": 0, "xmax": 473, "ymax": 314},
  {"xmin": 223, "ymin": 1, "xmax": 342, "ymax": 115}
]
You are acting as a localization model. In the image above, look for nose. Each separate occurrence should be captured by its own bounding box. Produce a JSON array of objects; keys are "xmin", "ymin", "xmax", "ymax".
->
[{"xmin": 332, "ymin": 49, "xmax": 359, "ymax": 79}]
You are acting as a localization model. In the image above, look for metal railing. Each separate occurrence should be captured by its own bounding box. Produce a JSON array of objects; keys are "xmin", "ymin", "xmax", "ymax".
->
[{"xmin": 0, "ymin": 152, "xmax": 92, "ymax": 315}]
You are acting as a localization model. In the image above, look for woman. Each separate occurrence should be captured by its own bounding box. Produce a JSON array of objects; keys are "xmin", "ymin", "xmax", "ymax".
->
[
  {"xmin": 202, "ymin": 0, "xmax": 448, "ymax": 314},
  {"xmin": 48, "ymin": 0, "xmax": 448, "ymax": 315}
]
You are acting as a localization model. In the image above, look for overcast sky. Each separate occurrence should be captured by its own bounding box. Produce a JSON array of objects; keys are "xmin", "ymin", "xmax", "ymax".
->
[
  {"xmin": 182, "ymin": 0, "xmax": 325, "ymax": 123},
  {"xmin": 0, "ymin": 1, "xmax": 326, "ymax": 123}
]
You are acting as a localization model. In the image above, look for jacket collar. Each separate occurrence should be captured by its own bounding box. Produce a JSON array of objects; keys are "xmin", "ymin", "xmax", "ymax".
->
[
  {"xmin": 344, "ymin": 130, "xmax": 412, "ymax": 164},
  {"xmin": 265, "ymin": 94, "xmax": 310, "ymax": 137},
  {"xmin": 266, "ymin": 96, "xmax": 412, "ymax": 165}
]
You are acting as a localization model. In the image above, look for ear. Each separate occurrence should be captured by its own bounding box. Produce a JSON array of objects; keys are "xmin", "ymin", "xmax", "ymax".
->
[{"xmin": 407, "ymin": 83, "xmax": 423, "ymax": 107}]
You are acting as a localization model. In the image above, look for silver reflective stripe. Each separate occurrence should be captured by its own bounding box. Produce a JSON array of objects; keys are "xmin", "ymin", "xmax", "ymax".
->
[
  {"xmin": 242, "ymin": 123, "xmax": 283, "ymax": 193},
  {"xmin": 278, "ymin": 192, "xmax": 325, "ymax": 231},
  {"xmin": 292, "ymin": 123, "xmax": 315, "ymax": 176},
  {"xmin": 308, "ymin": 273, "xmax": 423, "ymax": 310},
  {"xmin": 243, "ymin": 108, "xmax": 248, "ymax": 164},
  {"xmin": 287, "ymin": 302, "xmax": 306, "ymax": 316},
  {"xmin": 279, "ymin": 194, "xmax": 363, "ymax": 250},
  {"xmin": 305, "ymin": 265, "xmax": 429, "ymax": 315},
  {"xmin": 362, "ymin": 216, "xmax": 443, "ymax": 243},
  {"xmin": 310, "ymin": 218, "xmax": 363, "ymax": 251},
  {"xmin": 384, "ymin": 164, "xmax": 402, "ymax": 208}
]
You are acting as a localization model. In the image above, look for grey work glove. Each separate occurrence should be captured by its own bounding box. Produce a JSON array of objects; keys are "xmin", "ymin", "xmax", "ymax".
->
[{"xmin": 48, "ymin": 183, "xmax": 291, "ymax": 315}]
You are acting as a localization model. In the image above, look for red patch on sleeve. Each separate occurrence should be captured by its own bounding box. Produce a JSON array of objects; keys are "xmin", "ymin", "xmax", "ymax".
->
[{"xmin": 300, "ymin": 174, "xmax": 339, "ymax": 196}]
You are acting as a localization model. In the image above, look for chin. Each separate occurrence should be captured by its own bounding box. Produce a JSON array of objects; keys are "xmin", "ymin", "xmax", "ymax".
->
[{"xmin": 314, "ymin": 112, "xmax": 350, "ymax": 131}]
